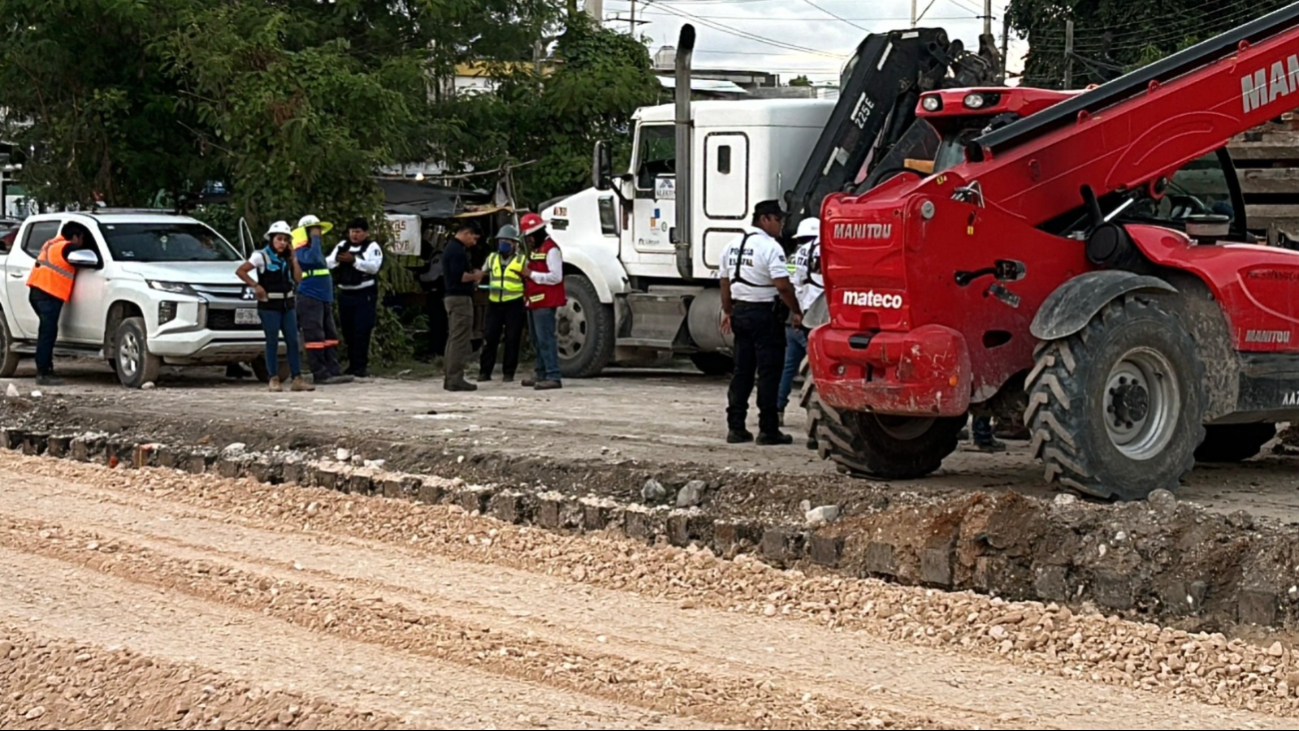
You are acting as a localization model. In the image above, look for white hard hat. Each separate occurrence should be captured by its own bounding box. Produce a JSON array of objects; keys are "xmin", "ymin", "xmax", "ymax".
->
[
  {"xmin": 265, "ymin": 220, "xmax": 292, "ymax": 239},
  {"xmin": 795, "ymin": 217, "xmax": 820, "ymax": 241},
  {"xmin": 297, "ymin": 214, "xmax": 321, "ymax": 228}
]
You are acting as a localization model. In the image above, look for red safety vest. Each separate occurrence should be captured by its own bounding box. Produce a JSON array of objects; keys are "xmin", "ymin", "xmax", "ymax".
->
[
  {"xmin": 27, "ymin": 236, "xmax": 77, "ymax": 302},
  {"xmin": 524, "ymin": 239, "xmax": 566, "ymax": 310}
]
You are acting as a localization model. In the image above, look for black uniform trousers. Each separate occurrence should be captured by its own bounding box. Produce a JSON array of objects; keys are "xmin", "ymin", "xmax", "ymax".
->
[
  {"xmin": 479, "ymin": 297, "xmax": 526, "ymax": 380},
  {"xmin": 337, "ymin": 286, "xmax": 378, "ymax": 376},
  {"xmin": 727, "ymin": 300, "xmax": 787, "ymax": 435}
]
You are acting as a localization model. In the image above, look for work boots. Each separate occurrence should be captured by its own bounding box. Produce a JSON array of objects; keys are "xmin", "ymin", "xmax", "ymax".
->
[
  {"xmin": 269, "ymin": 376, "xmax": 283, "ymax": 392},
  {"xmin": 291, "ymin": 377, "xmax": 315, "ymax": 392},
  {"xmin": 756, "ymin": 431, "xmax": 794, "ymax": 446}
]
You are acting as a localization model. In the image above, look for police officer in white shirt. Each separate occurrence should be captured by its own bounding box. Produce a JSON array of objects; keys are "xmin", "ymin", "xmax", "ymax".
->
[
  {"xmin": 720, "ymin": 200, "xmax": 803, "ymax": 445},
  {"xmin": 777, "ymin": 217, "xmax": 824, "ymax": 448}
]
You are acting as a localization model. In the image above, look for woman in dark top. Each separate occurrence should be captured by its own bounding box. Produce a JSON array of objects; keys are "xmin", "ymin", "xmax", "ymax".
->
[{"xmin": 236, "ymin": 221, "xmax": 315, "ymax": 392}]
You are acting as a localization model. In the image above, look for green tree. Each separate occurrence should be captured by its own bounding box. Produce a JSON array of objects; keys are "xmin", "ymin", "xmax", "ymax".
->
[
  {"xmin": 440, "ymin": 12, "xmax": 660, "ymax": 207},
  {"xmin": 788, "ymin": 75, "xmax": 813, "ymax": 87},
  {"xmin": 1008, "ymin": 0, "xmax": 1294, "ymax": 88}
]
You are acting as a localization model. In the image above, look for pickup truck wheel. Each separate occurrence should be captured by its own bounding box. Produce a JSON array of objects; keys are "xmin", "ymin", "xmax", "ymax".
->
[
  {"xmin": 113, "ymin": 317, "xmax": 162, "ymax": 389},
  {"xmin": 557, "ymin": 273, "xmax": 614, "ymax": 379},
  {"xmin": 250, "ymin": 355, "xmax": 291, "ymax": 383},
  {"xmin": 1026, "ymin": 295, "xmax": 1207, "ymax": 501},
  {"xmin": 801, "ymin": 358, "xmax": 962, "ymax": 478},
  {"xmin": 689, "ymin": 352, "xmax": 733, "ymax": 376},
  {"xmin": 0, "ymin": 309, "xmax": 20, "ymax": 378},
  {"xmin": 1194, "ymin": 423, "xmax": 1277, "ymax": 463}
]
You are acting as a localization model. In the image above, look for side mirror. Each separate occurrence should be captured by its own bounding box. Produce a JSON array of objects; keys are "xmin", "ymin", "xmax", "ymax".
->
[
  {"xmin": 67, "ymin": 249, "xmax": 101, "ymax": 268},
  {"xmin": 592, "ymin": 140, "xmax": 613, "ymax": 191}
]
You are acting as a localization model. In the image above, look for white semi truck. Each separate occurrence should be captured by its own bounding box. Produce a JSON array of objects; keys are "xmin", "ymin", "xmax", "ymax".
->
[{"xmin": 541, "ymin": 25, "xmax": 999, "ymax": 378}]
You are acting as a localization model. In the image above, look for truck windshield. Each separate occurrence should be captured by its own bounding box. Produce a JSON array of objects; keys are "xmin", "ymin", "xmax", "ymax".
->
[{"xmin": 99, "ymin": 223, "xmax": 241, "ymax": 263}]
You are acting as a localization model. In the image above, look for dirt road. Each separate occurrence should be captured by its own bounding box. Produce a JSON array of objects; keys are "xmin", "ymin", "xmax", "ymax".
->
[
  {"xmin": 5, "ymin": 362, "xmax": 1298, "ymax": 525},
  {"xmin": 2, "ymin": 451, "xmax": 1298, "ymax": 729}
]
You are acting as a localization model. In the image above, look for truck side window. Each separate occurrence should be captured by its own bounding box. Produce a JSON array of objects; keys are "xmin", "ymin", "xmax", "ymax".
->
[
  {"xmin": 21, "ymin": 221, "xmax": 62, "ymax": 258},
  {"xmin": 1128, "ymin": 151, "xmax": 1235, "ymax": 226},
  {"xmin": 636, "ymin": 125, "xmax": 676, "ymax": 189},
  {"xmin": 598, "ymin": 196, "xmax": 618, "ymax": 236},
  {"xmin": 717, "ymin": 145, "xmax": 732, "ymax": 175}
]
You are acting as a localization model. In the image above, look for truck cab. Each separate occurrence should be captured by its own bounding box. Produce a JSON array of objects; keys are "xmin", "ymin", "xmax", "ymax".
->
[{"xmin": 543, "ymin": 98, "xmax": 835, "ymax": 377}]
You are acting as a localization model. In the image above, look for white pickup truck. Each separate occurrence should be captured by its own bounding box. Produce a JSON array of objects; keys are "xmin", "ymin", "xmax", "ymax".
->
[{"xmin": 0, "ymin": 211, "xmax": 281, "ymax": 388}]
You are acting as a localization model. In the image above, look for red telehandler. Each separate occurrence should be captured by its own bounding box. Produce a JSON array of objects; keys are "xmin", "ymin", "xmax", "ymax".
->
[{"xmin": 804, "ymin": 2, "xmax": 1299, "ymax": 500}]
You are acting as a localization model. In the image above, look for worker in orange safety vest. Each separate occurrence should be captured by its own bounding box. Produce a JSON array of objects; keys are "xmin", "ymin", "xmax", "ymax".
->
[{"xmin": 26, "ymin": 221, "xmax": 95, "ymax": 386}]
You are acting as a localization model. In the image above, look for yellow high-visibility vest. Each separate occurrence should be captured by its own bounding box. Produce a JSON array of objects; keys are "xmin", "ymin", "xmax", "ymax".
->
[{"xmin": 486, "ymin": 252, "xmax": 525, "ymax": 303}]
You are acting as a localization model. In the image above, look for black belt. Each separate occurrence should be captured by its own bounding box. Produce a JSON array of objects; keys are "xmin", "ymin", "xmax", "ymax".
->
[{"xmin": 733, "ymin": 299, "xmax": 778, "ymax": 308}]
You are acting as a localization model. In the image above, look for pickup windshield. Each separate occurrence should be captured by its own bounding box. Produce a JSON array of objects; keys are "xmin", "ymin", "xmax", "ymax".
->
[{"xmin": 99, "ymin": 222, "xmax": 240, "ymax": 263}]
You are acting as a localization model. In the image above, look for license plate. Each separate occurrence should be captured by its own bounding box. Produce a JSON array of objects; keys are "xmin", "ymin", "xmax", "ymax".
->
[{"xmin": 234, "ymin": 308, "xmax": 261, "ymax": 326}]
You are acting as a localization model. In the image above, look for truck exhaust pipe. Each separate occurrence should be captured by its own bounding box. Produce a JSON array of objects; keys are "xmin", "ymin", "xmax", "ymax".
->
[{"xmin": 673, "ymin": 23, "xmax": 696, "ymax": 279}]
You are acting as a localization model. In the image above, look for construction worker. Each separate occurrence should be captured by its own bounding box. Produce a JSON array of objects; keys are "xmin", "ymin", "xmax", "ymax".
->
[
  {"xmin": 478, "ymin": 224, "xmax": 527, "ymax": 382},
  {"xmin": 235, "ymin": 221, "xmax": 314, "ymax": 393},
  {"xmin": 26, "ymin": 221, "xmax": 95, "ymax": 386},
  {"xmin": 328, "ymin": 217, "xmax": 384, "ymax": 378},
  {"xmin": 778, "ymin": 217, "xmax": 823, "ymax": 450},
  {"xmin": 293, "ymin": 214, "xmax": 352, "ymax": 385},
  {"xmin": 442, "ymin": 220, "xmax": 484, "ymax": 392},
  {"xmin": 719, "ymin": 200, "xmax": 802, "ymax": 445},
  {"xmin": 519, "ymin": 212, "xmax": 565, "ymax": 391}
]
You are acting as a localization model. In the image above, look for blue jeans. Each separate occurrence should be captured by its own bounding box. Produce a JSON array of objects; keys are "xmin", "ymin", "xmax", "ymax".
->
[
  {"xmin": 28, "ymin": 288, "xmax": 64, "ymax": 376},
  {"xmin": 973, "ymin": 415, "xmax": 994, "ymax": 444},
  {"xmin": 528, "ymin": 307, "xmax": 562, "ymax": 381},
  {"xmin": 777, "ymin": 326, "xmax": 807, "ymax": 411},
  {"xmin": 259, "ymin": 307, "xmax": 302, "ymax": 378}
]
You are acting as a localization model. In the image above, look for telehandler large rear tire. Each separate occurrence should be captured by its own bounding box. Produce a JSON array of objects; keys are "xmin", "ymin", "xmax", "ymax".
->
[
  {"xmin": 1194, "ymin": 423, "xmax": 1277, "ymax": 463},
  {"xmin": 1025, "ymin": 295, "xmax": 1207, "ymax": 501},
  {"xmin": 800, "ymin": 358, "xmax": 965, "ymax": 479}
]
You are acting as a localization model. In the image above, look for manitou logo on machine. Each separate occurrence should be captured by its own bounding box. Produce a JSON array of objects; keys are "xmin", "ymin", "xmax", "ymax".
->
[
  {"xmin": 1245, "ymin": 329, "xmax": 1292, "ymax": 344},
  {"xmin": 842, "ymin": 290, "xmax": 904, "ymax": 309},
  {"xmin": 834, "ymin": 222, "xmax": 893, "ymax": 240},
  {"xmin": 1241, "ymin": 54, "xmax": 1299, "ymax": 113},
  {"xmin": 1284, "ymin": 391, "xmax": 1299, "ymax": 408}
]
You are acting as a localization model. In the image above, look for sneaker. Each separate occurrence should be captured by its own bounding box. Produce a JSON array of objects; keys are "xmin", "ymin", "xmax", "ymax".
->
[
  {"xmin": 534, "ymin": 380, "xmax": 562, "ymax": 391},
  {"xmin": 444, "ymin": 381, "xmax": 478, "ymax": 392},
  {"xmin": 756, "ymin": 431, "xmax": 794, "ymax": 446},
  {"xmin": 268, "ymin": 376, "xmax": 283, "ymax": 392},
  {"xmin": 975, "ymin": 438, "xmax": 1007, "ymax": 453},
  {"xmin": 290, "ymin": 377, "xmax": 315, "ymax": 392},
  {"xmin": 726, "ymin": 429, "xmax": 754, "ymax": 444},
  {"xmin": 521, "ymin": 377, "xmax": 538, "ymax": 387},
  {"xmin": 35, "ymin": 374, "xmax": 63, "ymax": 387}
]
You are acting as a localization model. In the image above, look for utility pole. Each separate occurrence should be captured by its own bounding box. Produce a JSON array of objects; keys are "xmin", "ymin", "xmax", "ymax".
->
[
  {"xmin": 630, "ymin": 0, "xmax": 636, "ymax": 35},
  {"xmin": 999, "ymin": 14, "xmax": 1010, "ymax": 84},
  {"xmin": 1063, "ymin": 19, "xmax": 1075, "ymax": 90},
  {"xmin": 910, "ymin": 0, "xmax": 918, "ymax": 27},
  {"xmin": 982, "ymin": 0, "xmax": 992, "ymax": 38}
]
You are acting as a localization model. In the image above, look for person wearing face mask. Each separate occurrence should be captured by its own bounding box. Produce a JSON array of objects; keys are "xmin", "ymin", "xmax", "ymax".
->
[
  {"xmin": 477, "ymin": 224, "xmax": 527, "ymax": 383},
  {"xmin": 293, "ymin": 214, "xmax": 353, "ymax": 385},
  {"xmin": 235, "ymin": 221, "xmax": 314, "ymax": 393}
]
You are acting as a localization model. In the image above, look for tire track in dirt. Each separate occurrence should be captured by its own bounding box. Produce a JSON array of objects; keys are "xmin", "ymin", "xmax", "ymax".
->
[{"xmin": 1, "ymin": 454, "xmax": 1297, "ymax": 729}]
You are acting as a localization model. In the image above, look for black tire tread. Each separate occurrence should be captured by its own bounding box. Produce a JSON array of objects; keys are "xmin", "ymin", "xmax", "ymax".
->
[
  {"xmin": 1025, "ymin": 295, "xmax": 1207, "ymax": 500},
  {"xmin": 0, "ymin": 307, "xmax": 20, "ymax": 378}
]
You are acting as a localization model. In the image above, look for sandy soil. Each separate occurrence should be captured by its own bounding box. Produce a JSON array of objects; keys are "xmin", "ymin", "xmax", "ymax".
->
[
  {"xmin": 4, "ymin": 361, "xmax": 1298, "ymax": 524},
  {"xmin": 1, "ymin": 451, "xmax": 1298, "ymax": 729}
]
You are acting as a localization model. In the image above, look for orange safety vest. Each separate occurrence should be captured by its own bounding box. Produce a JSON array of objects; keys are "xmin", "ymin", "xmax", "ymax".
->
[{"xmin": 27, "ymin": 236, "xmax": 77, "ymax": 302}]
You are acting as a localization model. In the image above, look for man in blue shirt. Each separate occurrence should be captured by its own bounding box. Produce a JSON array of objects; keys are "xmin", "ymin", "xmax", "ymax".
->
[{"xmin": 294, "ymin": 215, "xmax": 352, "ymax": 385}]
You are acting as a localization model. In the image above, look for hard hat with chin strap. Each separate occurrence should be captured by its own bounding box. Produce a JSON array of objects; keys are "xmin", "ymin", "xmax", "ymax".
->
[
  {"xmin": 519, "ymin": 212, "xmax": 546, "ymax": 236},
  {"xmin": 292, "ymin": 214, "xmax": 334, "ymax": 248},
  {"xmin": 795, "ymin": 217, "xmax": 821, "ymax": 241}
]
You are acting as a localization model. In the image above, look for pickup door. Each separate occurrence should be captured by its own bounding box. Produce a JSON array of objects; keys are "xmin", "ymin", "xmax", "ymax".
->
[{"xmin": 3, "ymin": 220, "xmax": 61, "ymax": 339}]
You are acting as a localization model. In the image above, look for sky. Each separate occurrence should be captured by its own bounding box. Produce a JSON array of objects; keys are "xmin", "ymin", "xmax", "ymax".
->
[{"xmin": 596, "ymin": 0, "xmax": 1029, "ymax": 84}]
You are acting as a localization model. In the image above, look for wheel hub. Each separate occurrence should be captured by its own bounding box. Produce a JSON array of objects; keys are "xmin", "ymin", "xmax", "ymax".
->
[
  {"xmin": 1103, "ymin": 347, "xmax": 1179, "ymax": 460},
  {"xmin": 120, "ymin": 334, "xmax": 141, "ymax": 377},
  {"xmin": 556, "ymin": 300, "xmax": 587, "ymax": 359}
]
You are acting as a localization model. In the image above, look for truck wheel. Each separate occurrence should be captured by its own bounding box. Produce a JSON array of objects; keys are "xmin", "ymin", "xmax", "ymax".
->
[
  {"xmin": 113, "ymin": 317, "xmax": 162, "ymax": 389},
  {"xmin": 0, "ymin": 309, "xmax": 20, "ymax": 378},
  {"xmin": 1194, "ymin": 423, "xmax": 1277, "ymax": 463},
  {"xmin": 250, "ymin": 355, "xmax": 291, "ymax": 383},
  {"xmin": 689, "ymin": 352, "xmax": 733, "ymax": 376},
  {"xmin": 1026, "ymin": 295, "xmax": 1207, "ymax": 501},
  {"xmin": 801, "ymin": 358, "xmax": 964, "ymax": 478},
  {"xmin": 557, "ymin": 273, "xmax": 614, "ymax": 379},
  {"xmin": 796, "ymin": 358, "xmax": 822, "ymax": 451}
]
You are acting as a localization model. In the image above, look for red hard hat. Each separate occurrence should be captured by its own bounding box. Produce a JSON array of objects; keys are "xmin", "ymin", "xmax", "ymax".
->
[{"xmin": 520, "ymin": 212, "xmax": 546, "ymax": 235}]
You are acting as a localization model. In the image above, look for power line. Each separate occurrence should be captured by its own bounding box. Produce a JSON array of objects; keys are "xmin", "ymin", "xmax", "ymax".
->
[
  {"xmin": 798, "ymin": 0, "xmax": 870, "ymax": 32},
  {"xmin": 640, "ymin": 0, "xmax": 848, "ymax": 58}
]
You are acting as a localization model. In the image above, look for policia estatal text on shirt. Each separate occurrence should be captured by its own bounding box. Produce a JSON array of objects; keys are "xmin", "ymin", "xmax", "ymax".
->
[{"xmin": 718, "ymin": 200, "xmax": 804, "ymax": 446}]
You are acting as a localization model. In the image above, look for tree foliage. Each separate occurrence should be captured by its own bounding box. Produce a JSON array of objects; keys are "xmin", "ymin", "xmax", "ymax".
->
[
  {"xmin": 1008, "ymin": 0, "xmax": 1294, "ymax": 88},
  {"xmin": 438, "ymin": 12, "xmax": 661, "ymax": 207},
  {"xmin": 788, "ymin": 75, "xmax": 813, "ymax": 87}
]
